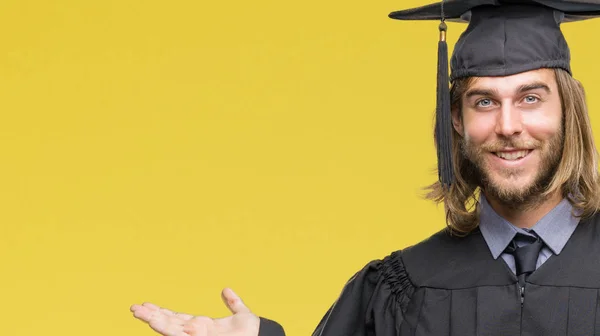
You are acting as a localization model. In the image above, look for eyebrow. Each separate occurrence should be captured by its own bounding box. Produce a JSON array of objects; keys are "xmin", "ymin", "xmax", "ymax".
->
[
  {"xmin": 465, "ymin": 88, "xmax": 498, "ymax": 99},
  {"xmin": 516, "ymin": 82, "xmax": 551, "ymax": 94},
  {"xmin": 464, "ymin": 81, "xmax": 551, "ymax": 99}
]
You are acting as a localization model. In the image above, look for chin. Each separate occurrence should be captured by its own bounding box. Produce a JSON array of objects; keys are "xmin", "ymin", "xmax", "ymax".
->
[{"xmin": 485, "ymin": 173, "xmax": 536, "ymax": 200}]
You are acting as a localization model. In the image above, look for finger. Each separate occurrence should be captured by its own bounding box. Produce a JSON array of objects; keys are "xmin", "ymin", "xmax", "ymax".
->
[
  {"xmin": 147, "ymin": 310, "xmax": 188, "ymax": 336},
  {"xmin": 142, "ymin": 302, "xmax": 161, "ymax": 311},
  {"xmin": 132, "ymin": 304, "xmax": 191, "ymax": 326},
  {"xmin": 131, "ymin": 302, "xmax": 159, "ymax": 314},
  {"xmin": 154, "ymin": 306, "xmax": 194, "ymax": 322},
  {"xmin": 160, "ymin": 308, "xmax": 177, "ymax": 316},
  {"xmin": 174, "ymin": 313, "xmax": 195, "ymax": 321},
  {"xmin": 221, "ymin": 288, "xmax": 250, "ymax": 314},
  {"xmin": 132, "ymin": 304, "xmax": 186, "ymax": 335},
  {"xmin": 132, "ymin": 304, "xmax": 160, "ymax": 323}
]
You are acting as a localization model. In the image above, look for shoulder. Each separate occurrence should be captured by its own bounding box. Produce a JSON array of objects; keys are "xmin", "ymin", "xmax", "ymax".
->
[
  {"xmin": 399, "ymin": 228, "xmax": 517, "ymax": 288},
  {"xmin": 308, "ymin": 252, "xmax": 415, "ymax": 335},
  {"xmin": 371, "ymin": 229, "xmax": 479, "ymax": 287},
  {"xmin": 340, "ymin": 231, "xmax": 466, "ymax": 298},
  {"xmin": 343, "ymin": 229, "xmax": 478, "ymax": 293},
  {"xmin": 401, "ymin": 228, "xmax": 485, "ymax": 267},
  {"xmin": 308, "ymin": 230, "xmax": 490, "ymax": 336},
  {"xmin": 578, "ymin": 210, "xmax": 600, "ymax": 238}
]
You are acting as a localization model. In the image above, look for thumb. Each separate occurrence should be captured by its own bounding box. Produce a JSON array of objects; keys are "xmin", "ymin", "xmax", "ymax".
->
[{"xmin": 221, "ymin": 288, "xmax": 251, "ymax": 315}]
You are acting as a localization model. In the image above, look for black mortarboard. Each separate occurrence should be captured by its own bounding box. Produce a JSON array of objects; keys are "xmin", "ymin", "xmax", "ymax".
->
[{"xmin": 388, "ymin": 0, "xmax": 600, "ymax": 187}]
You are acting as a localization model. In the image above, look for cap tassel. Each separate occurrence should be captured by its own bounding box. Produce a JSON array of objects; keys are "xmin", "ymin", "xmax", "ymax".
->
[{"xmin": 435, "ymin": 21, "xmax": 454, "ymax": 188}]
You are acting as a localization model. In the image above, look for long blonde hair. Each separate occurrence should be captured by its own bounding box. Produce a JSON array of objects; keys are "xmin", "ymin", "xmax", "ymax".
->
[{"xmin": 425, "ymin": 68, "xmax": 600, "ymax": 235}]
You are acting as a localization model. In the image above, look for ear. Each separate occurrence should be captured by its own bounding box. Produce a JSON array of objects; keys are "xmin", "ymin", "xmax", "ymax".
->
[{"xmin": 451, "ymin": 106, "xmax": 464, "ymax": 137}]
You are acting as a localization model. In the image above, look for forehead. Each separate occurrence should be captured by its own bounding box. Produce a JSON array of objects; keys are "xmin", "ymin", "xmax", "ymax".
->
[{"xmin": 466, "ymin": 68, "xmax": 557, "ymax": 93}]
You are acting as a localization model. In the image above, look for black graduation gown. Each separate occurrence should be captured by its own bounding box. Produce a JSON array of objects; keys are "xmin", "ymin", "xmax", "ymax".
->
[{"xmin": 259, "ymin": 212, "xmax": 600, "ymax": 336}]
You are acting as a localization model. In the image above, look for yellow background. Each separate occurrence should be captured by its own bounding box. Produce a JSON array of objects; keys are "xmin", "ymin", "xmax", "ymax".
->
[{"xmin": 1, "ymin": 0, "xmax": 599, "ymax": 335}]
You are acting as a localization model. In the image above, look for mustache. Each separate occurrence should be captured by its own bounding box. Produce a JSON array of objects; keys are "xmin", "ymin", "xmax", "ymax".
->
[{"xmin": 478, "ymin": 138, "xmax": 542, "ymax": 152}]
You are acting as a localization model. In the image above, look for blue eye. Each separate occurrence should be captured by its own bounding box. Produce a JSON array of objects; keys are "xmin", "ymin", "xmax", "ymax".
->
[
  {"xmin": 477, "ymin": 99, "xmax": 493, "ymax": 107},
  {"xmin": 524, "ymin": 96, "xmax": 539, "ymax": 103}
]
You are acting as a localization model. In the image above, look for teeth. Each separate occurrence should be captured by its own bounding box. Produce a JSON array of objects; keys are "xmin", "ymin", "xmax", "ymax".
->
[{"xmin": 495, "ymin": 150, "xmax": 529, "ymax": 160}]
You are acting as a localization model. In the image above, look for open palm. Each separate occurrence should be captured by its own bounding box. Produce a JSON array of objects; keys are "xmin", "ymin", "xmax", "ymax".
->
[{"xmin": 131, "ymin": 288, "xmax": 260, "ymax": 336}]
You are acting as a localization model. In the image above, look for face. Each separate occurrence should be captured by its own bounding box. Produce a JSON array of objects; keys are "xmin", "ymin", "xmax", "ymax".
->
[{"xmin": 452, "ymin": 68, "xmax": 564, "ymax": 206}]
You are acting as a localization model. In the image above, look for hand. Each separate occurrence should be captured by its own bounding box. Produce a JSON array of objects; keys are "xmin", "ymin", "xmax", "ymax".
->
[{"xmin": 130, "ymin": 288, "xmax": 260, "ymax": 336}]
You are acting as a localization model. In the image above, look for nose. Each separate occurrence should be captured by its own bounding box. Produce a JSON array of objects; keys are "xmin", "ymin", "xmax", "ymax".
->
[{"xmin": 495, "ymin": 104, "xmax": 523, "ymax": 137}]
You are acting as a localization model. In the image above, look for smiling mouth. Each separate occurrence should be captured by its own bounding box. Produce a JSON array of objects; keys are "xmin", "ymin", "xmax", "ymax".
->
[{"xmin": 493, "ymin": 150, "xmax": 533, "ymax": 161}]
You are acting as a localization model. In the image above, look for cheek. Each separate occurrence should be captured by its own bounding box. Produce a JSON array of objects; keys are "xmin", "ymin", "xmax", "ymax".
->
[
  {"xmin": 462, "ymin": 113, "xmax": 496, "ymax": 144},
  {"xmin": 522, "ymin": 110, "xmax": 562, "ymax": 141}
]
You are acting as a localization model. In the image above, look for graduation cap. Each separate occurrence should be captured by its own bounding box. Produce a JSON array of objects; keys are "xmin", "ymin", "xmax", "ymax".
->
[{"xmin": 388, "ymin": 0, "xmax": 600, "ymax": 187}]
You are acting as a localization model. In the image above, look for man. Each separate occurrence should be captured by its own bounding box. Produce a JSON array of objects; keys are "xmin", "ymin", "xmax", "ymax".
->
[{"xmin": 130, "ymin": 0, "xmax": 600, "ymax": 335}]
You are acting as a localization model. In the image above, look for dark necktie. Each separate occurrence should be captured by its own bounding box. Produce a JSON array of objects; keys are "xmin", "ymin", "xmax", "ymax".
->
[{"xmin": 505, "ymin": 233, "xmax": 544, "ymax": 285}]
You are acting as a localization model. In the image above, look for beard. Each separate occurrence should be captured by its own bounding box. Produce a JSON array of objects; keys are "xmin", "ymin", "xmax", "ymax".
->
[{"xmin": 460, "ymin": 130, "xmax": 564, "ymax": 210}]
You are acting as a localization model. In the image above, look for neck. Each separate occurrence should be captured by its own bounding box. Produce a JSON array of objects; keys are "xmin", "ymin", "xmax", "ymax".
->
[{"xmin": 483, "ymin": 189, "xmax": 564, "ymax": 229}]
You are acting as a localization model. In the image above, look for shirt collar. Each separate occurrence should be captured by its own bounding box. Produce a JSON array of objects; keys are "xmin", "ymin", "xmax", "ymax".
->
[{"xmin": 479, "ymin": 193, "xmax": 580, "ymax": 259}]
